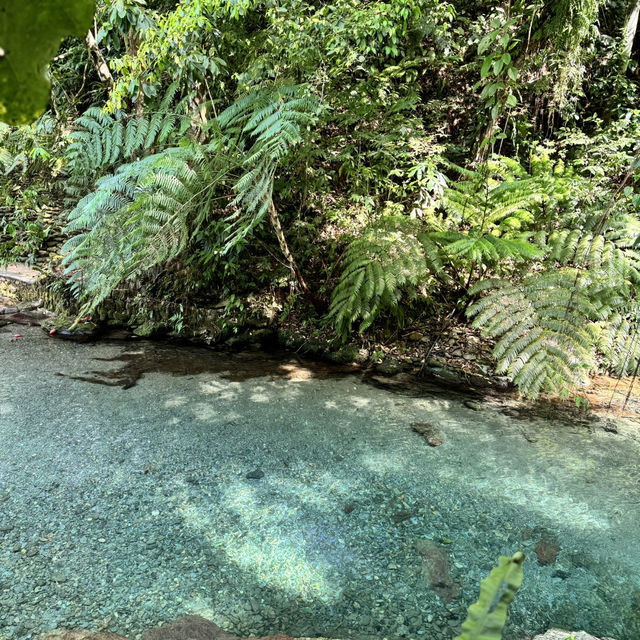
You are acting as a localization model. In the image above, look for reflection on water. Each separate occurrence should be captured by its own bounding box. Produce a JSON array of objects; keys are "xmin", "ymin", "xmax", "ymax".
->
[{"xmin": 0, "ymin": 326, "xmax": 639, "ymax": 640}]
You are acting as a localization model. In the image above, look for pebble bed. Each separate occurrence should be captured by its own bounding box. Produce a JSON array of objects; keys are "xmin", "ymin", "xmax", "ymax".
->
[{"xmin": 1, "ymin": 326, "xmax": 639, "ymax": 640}]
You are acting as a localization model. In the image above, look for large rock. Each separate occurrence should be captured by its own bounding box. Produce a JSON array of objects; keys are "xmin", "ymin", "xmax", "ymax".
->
[
  {"xmin": 414, "ymin": 538, "xmax": 459, "ymax": 601},
  {"xmin": 411, "ymin": 422, "xmax": 444, "ymax": 447},
  {"xmin": 141, "ymin": 616, "xmax": 237, "ymax": 640},
  {"xmin": 531, "ymin": 631, "xmax": 617, "ymax": 640}
]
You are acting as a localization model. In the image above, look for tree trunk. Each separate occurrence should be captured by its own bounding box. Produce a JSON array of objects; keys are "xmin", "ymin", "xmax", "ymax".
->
[
  {"xmin": 622, "ymin": 0, "xmax": 640, "ymax": 67},
  {"xmin": 86, "ymin": 24, "xmax": 113, "ymax": 85},
  {"xmin": 268, "ymin": 201, "xmax": 325, "ymax": 311}
]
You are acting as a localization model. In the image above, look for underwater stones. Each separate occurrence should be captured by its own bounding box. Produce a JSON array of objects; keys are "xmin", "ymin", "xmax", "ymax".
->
[
  {"xmin": 141, "ymin": 616, "xmax": 237, "ymax": 640},
  {"xmin": 535, "ymin": 538, "xmax": 561, "ymax": 566},
  {"xmin": 463, "ymin": 400, "xmax": 482, "ymax": 411},
  {"xmin": 245, "ymin": 467, "xmax": 265, "ymax": 479},
  {"xmin": 37, "ymin": 632, "xmax": 128, "ymax": 640},
  {"xmin": 411, "ymin": 422, "xmax": 444, "ymax": 447},
  {"xmin": 414, "ymin": 538, "xmax": 459, "ymax": 601}
]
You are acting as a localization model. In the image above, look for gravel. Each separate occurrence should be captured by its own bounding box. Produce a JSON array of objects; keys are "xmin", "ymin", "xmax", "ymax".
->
[{"xmin": 1, "ymin": 326, "xmax": 639, "ymax": 640}]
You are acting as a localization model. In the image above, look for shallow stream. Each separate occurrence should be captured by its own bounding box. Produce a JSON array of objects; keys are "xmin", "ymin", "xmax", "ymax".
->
[{"xmin": 1, "ymin": 326, "xmax": 639, "ymax": 640}]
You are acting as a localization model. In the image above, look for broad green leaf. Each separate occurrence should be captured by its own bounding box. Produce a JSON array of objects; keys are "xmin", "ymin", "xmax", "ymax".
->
[
  {"xmin": 0, "ymin": 0, "xmax": 95, "ymax": 124},
  {"xmin": 455, "ymin": 552, "xmax": 525, "ymax": 640},
  {"xmin": 507, "ymin": 66, "xmax": 519, "ymax": 81},
  {"xmin": 481, "ymin": 57, "xmax": 493, "ymax": 78}
]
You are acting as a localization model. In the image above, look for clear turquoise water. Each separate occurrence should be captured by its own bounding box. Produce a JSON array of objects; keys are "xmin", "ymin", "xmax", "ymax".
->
[{"xmin": 1, "ymin": 325, "xmax": 639, "ymax": 640}]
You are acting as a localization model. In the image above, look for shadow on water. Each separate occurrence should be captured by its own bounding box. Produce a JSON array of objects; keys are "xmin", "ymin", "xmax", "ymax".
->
[{"xmin": 54, "ymin": 344, "xmax": 362, "ymax": 389}]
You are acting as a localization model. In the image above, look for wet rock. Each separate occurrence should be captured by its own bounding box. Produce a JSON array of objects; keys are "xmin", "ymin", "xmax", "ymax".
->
[
  {"xmin": 343, "ymin": 503, "xmax": 355, "ymax": 514},
  {"xmin": 376, "ymin": 358, "xmax": 404, "ymax": 375},
  {"xmin": 326, "ymin": 345, "xmax": 363, "ymax": 365},
  {"xmin": 3, "ymin": 311, "xmax": 44, "ymax": 326},
  {"xmin": 36, "ymin": 632, "xmax": 128, "ymax": 640},
  {"xmin": 535, "ymin": 538, "xmax": 561, "ymax": 566},
  {"xmin": 17, "ymin": 299, "xmax": 43, "ymax": 312},
  {"xmin": 51, "ymin": 574, "xmax": 68, "ymax": 583},
  {"xmin": 414, "ymin": 538, "xmax": 459, "ymax": 602},
  {"xmin": 602, "ymin": 420, "xmax": 618, "ymax": 434},
  {"xmin": 521, "ymin": 429, "xmax": 539, "ymax": 444},
  {"xmin": 0, "ymin": 306, "xmax": 18, "ymax": 314},
  {"xmin": 463, "ymin": 400, "xmax": 482, "ymax": 411},
  {"xmin": 141, "ymin": 616, "xmax": 237, "ymax": 640},
  {"xmin": 411, "ymin": 422, "xmax": 444, "ymax": 447},
  {"xmin": 531, "ymin": 631, "xmax": 617, "ymax": 640},
  {"xmin": 245, "ymin": 468, "xmax": 265, "ymax": 479},
  {"xmin": 49, "ymin": 324, "xmax": 101, "ymax": 342},
  {"xmin": 392, "ymin": 510, "xmax": 413, "ymax": 523}
]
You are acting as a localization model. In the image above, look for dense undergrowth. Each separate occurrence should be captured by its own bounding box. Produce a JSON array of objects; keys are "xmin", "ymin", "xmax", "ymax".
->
[{"xmin": 3, "ymin": 0, "xmax": 640, "ymax": 402}]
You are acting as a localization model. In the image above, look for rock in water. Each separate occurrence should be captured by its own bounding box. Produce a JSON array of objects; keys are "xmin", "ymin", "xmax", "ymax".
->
[
  {"xmin": 141, "ymin": 616, "xmax": 237, "ymax": 640},
  {"xmin": 245, "ymin": 467, "xmax": 265, "ymax": 479},
  {"xmin": 414, "ymin": 538, "xmax": 459, "ymax": 601},
  {"xmin": 36, "ymin": 632, "xmax": 129, "ymax": 640},
  {"xmin": 411, "ymin": 422, "xmax": 444, "ymax": 446},
  {"xmin": 535, "ymin": 538, "xmax": 561, "ymax": 566},
  {"xmin": 532, "ymin": 631, "xmax": 618, "ymax": 640}
]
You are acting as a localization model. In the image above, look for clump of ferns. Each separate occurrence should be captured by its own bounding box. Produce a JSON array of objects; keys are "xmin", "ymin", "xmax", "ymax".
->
[{"xmin": 61, "ymin": 84, "xmax": 320, "ymax": 314}]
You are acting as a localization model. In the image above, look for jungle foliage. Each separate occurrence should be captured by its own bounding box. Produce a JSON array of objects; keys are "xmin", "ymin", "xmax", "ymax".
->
[{"xmin": 4, "ymin": 0, "xmax": 640, "ymax": 401}]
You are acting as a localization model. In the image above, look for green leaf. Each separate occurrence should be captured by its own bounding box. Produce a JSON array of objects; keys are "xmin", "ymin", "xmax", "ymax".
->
[
  {"xmin": 481, "ymin": 57, "xmax": 492, "ymax": 78},
  {"xmin": 0, "ymin": 0, "xmax": 95, "ymax": 124},
  {"xmin": 506, "ymin": 94, "xmax": 517, "ymax": 108},
  {"xmin": 455, "ymin": 553, "xmax": 525, "ymax": 640},
  {"xmin": 478, "ymin": 33, "xmax": 495, "ymax": 56},
  {"xmin": 507, "ymin": 66, "xmax": 519, "ymax": 81}
]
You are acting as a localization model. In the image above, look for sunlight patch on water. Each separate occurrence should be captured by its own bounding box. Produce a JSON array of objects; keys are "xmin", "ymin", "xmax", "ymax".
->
[
  {"xmin": 249, "ymin": 391, "xmax": 271, "ymax": 403},
  {"xmin": 164, "ymin": 396, "xmax": 188, "ymax": 408},
  {"xmin": 179, "ymin": 484, "xmax": 339, "ymax": 601}
]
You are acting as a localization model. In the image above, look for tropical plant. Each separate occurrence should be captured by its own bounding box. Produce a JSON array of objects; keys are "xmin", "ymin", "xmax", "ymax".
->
[
  {"xmin": 61, "ymin": 84, "xmax": 319, "ymax": 313},
  {"xmin": 454, "ymin": 552, "xmax": 525, "ymax": 640},
  {"xmin": 64, "ymin": 82, "xmax": 191, "ymax": 199}
]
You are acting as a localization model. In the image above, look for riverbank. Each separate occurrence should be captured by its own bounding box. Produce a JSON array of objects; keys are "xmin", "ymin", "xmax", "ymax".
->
[{"xmin": 3, "ymin": 264, "xmax": 640, "ymax": 428}]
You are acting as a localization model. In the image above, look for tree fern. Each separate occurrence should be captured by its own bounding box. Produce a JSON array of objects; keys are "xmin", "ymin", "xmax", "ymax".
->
[
  {"xmin": 216, "ymin": 84, "xmax": 319, "ymax": 252},
  {"xmin": 61, "ymin": 84, "xmax": 318, "ymax": 311},
  {"xmin": 329, "ymin": 217, "xmax": 444, "ymax": 338},
  {"xmin": 65, "ymin": 83, "xmax": 190, "ymax": 199},
  {"xmin": 468, "ymin": 270, "xmax": 603, "ymax": 398},
  {"xmin": 62, "ymin": 143, "xmax": 223, "ymax": 311}
]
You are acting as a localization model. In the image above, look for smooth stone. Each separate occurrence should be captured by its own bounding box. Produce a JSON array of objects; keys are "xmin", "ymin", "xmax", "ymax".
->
[
  {"xmin": 245, "ymin": 468, "xmax": 264, "ymax": 479},
  {"xmin": 141, "ymin": 616, "xmax": 237, "ymax": 640}
]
